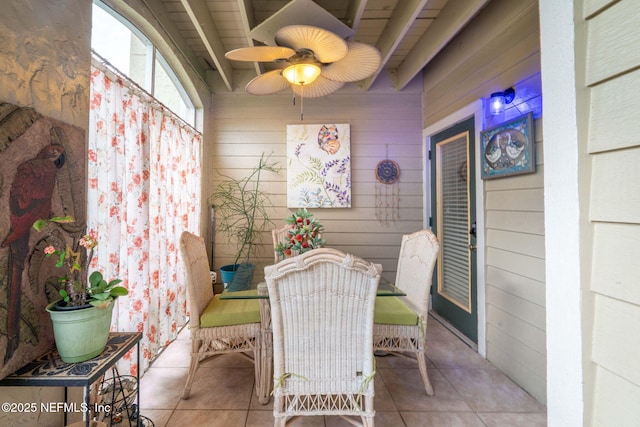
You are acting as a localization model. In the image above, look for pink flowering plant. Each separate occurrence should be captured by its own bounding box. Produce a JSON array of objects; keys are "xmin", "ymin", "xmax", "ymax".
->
[
  {"xmin": 33, "ymin": 216, "xmax": 128, "ymax": 308},
  {"xmin": 275, "ymin": 209, "xmax": 325, "ymax": 258}
]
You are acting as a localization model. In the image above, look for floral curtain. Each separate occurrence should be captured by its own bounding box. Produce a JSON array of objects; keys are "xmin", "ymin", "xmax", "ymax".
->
[{"xmin": 87, "ymin": 61, "xmax": 201, "ymax": 375}]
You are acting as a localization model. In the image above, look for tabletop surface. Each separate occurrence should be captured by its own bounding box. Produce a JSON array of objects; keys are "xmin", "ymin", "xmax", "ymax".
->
[{"xmin": 220, "ymin": 262, "xmax": 405, "ymax": 300}]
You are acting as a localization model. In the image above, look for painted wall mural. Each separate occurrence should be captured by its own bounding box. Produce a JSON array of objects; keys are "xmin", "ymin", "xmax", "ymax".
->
[
  {"xmin": 0, "ymin": 101, "xmax": 86, "ymax": 380},
  {"xmin": 286, "ymin": 124, "xmax": 351, "ymax": 208}
]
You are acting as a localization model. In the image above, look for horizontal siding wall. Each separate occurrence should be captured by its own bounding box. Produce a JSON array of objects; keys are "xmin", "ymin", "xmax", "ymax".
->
[
  {"xmin": 205, "ymin": 82, "xmax": 424, "ymax": 284},
  {"xmin": 585, "ymin": 0, "xmax": 640, "ymax": 424},
  {"xmin": 422, "ymin": 0, "xmax": 546, "ymax": 403}
]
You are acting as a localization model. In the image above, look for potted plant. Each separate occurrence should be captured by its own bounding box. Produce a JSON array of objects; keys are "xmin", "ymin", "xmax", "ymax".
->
[
  {"xmin": 275, "ymin": 208, "xmax": 325, "ymax": 258},
  {"xmin": 33, "ymin": 216, "xmax": 128, "ymax": 363},
  {"xmin": 209, "ymin": 153, "xmax": 279, "ymax": 285}
]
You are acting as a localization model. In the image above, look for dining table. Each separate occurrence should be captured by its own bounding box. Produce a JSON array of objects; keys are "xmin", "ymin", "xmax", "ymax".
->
[{"xmin": 218, "ymin": 261, "xmax": 406, "ymax": 404}]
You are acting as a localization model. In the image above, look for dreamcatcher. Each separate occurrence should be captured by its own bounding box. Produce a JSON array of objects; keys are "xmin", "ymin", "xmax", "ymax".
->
[{"xmin": 374, "ymin": 156, "xmax": 400, "ymax": 226}]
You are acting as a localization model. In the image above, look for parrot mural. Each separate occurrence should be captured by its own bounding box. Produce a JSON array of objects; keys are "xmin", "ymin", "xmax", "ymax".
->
[{"xmin": 1, "ymin": 143, "xmax": 65, "ymax": 362}]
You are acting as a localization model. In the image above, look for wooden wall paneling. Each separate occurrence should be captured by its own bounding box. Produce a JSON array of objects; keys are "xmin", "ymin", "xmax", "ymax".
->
[
  {"xmin": 592, "ymin": 364, "xmax": 640, "ymax": 425},
  {"xmin": 486, "ymin": 304, "xmax": 546, "ymax": 356},
  {"xmin": 586, "ymin": 0, "xmax": 640, "ymax": 85},
  {"xmin": 486, "ymin": 266, "xmax": 545, "ymax": 307},
  {"xmin": 591, "ymin": 223, "xmax": 640, "ymax": 305},
  {"xmin": 584, "ymin": 0, "xmax": 620, "ymax": 18},
  {"xmin": 590, "ymin": 148, "xmax": 640, "ymax": 223},
  {"xmin": 589, "ymin": 68, "xmax": 640, "ymax": 153},
  {"xmin": 486, "ymin": 229, "xmax": 545, "ymax": 259},
  {"xmin": 486, "ymin": 285, "xmax": 545, "ymax": 330},
  {"xmin": 485, "ymin": 210, "xmax": 545, "ymax": 235},
  {"xmin": 592, "ymin": 295, "xmax": 640, "ymax": 386},
  {"xmin": 485, "ymin": 188, "xmax": 545, "ymax": 212},
  {"xmin": 486, "ymin": 247, "xmax": 545, "ymax": 283},
  {"xmin": 207, "ymin": 88, "xmax": 424, "ymax": 276},
  {"xmin": 486, "ymin": 330, "xmax": 547, "ymax": 403},
  {"xmin": 484, "ymin": 164, "xmax": 544, "ymax": 191}
]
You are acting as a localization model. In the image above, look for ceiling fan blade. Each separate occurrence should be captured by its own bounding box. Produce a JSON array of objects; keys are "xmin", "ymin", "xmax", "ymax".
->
[
  {"xmin": 245, "ymin": 70, "xmax": 290, "ymax": 95},
  {"xmin": 275, "ymin": 25, "xmax": 348, "ymax": 63},
  {"xmin": 225, "ymin": 46, "xmax": 296, "ymax": 62},
  {"xmin": 322, "ymin": 42, "xmax": 382, "ymax": 82},
  {"xmin": 291, "ymin": 75, "xmax": 344, "ymax": 98}
]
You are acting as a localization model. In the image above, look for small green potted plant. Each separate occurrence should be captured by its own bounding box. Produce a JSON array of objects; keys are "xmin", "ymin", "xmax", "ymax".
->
[
  {"xmin": 209, "ymin": 153, "xmax": 279, "ymax": 285},
  {"xmin": 33, "ymin": 216, "xmax": 128, "ymax": 362}
]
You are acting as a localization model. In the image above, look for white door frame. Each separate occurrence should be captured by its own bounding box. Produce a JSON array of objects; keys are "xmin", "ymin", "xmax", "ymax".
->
[{"xmin": 423, "ymin": 100, "xmax": 486, "ymax": 357}]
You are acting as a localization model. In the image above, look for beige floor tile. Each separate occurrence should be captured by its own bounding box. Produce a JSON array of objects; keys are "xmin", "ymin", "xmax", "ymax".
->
[
  {"xmin": 401, "ymin": 411, "xmax": 486, "ymax": 427},
  {"xmin": 428, "ymin": 338, "xmax": 495, "ymax": 370},
  {"xmin": 441, "ymin": 368, "xmax": 546, "ymax": 413},
  {"xmin": 373, "ymin": 370, "xmax": 397, "ymax": 411},
  {"xmin": 246, "ymin": 409, "xmax": 276, "ymax": 426},
  {"xmin": 139, "ymin": 316, "xmax": 548, "ymax": 426},
  {"xmin": 166, "ymin": 409, "xmax": 247, "ymax": 426},
  {"xmin": 150, "ymin": 338, "xmax": 191, "ymax": 368},
  {"xmin": 139, "ymin": 366, "xmax": 188, "ymax": 410},
  {"xmin": 426, "ymin": 318, "xmax": 460, "ymax": 343},
  {"xmin": 378, "ymin": 367, "xmax": 472, "ymax": 412},
  {"xmin": 476, "ymin": 411, "xmax": 547, "ymax": 426},
  {"xmin": 176, "ymin": 366, "xmax": 256, "ymax": 410}
]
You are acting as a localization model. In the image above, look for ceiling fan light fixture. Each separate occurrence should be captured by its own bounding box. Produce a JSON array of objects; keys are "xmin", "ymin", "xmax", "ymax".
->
[{"xmin": 282, "ymin": 62, "xmax": 321, "ymax": 85}]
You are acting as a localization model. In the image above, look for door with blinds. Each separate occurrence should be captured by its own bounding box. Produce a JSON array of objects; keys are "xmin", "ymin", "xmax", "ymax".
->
[{"xmin": 430, "ymin": 117, "xmax": 477, "ymax": 343}]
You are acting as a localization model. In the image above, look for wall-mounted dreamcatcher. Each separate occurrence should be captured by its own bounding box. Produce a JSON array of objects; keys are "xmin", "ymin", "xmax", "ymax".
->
[{"xmin": 375, "ymin": 157, "xmax": 400, "ymax": 226}]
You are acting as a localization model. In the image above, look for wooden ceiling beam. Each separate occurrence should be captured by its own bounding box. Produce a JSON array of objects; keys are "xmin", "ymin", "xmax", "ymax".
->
[
  {"xmin": 394, "ymin": 0, "xmax": 491, "ymax": 90},
  {"xmin": 360, "ymin": 0, "xmax": 429, "ymax": 91},
  {"xmin": 236, "ymin": 0, "xmax": 263, "ymax": 76},
  {"xmin": 345, "ymin": 0, "xmax": 368, "ymax": 32},
  {"xmin": 180, "ymin": 0, "xmax": 234, "ymax": 91}
]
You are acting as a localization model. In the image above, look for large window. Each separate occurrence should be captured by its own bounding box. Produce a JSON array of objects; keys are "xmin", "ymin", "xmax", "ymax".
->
[{"xmin": 91, "ymin": 1, "xmax": 196, "ymax": 126}]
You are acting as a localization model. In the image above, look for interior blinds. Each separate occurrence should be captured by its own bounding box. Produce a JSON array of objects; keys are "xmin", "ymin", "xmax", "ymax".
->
[{"xmin": 437, "ymin": 133, "xmax": 471, "ymax": 311}]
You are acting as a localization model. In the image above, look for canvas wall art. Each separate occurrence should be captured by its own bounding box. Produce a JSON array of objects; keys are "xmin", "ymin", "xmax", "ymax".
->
[
  {"xmin": 0, "ymin": 101, "xmax": 86, "ymax": 379},
  {"xmin": 286, "ymin": 124, "xmax": 351, "ymax": 208},
  {"xmin": 480, "ymin": 112, "xmax": 535, "ymax": 179}
]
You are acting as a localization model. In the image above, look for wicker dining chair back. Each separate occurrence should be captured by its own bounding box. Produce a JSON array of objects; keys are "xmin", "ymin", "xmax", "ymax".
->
[
  {"xmin": 179, "ymin": 231, "xmax": 262, "ymax": 400},
  {"xmin": 373, "ymin": 229, "xmax": 440, "ymax": 396},
  {"xmin": 265, "ymin": 248, "xmax": 382, "ymax": 427},
  {"xmin": 271, "ymin": 224, "xmax": 290, "ymax": 263}
]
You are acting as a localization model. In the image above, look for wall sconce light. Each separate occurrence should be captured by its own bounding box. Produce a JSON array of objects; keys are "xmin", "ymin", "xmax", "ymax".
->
[{"xmin": 489, "ymin": 87, "xmax": 515, "ymax": 115}]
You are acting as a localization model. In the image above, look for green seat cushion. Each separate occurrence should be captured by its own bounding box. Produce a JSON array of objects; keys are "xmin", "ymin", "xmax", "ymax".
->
[
  {"xmin": 374, "ymin": 296, "xmax": 419, "ymax": 326},
  {"xmin": 200, "ymin": 294, "xmax": 261, "ymax": 327}
]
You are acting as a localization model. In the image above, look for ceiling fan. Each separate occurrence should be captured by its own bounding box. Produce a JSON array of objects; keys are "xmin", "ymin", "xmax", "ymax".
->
[{"xmin": 225, "ymin": 24, "xmax": 382, "ymax": 99}]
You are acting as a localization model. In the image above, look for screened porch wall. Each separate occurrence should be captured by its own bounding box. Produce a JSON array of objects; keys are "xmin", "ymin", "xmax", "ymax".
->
[
  {"xmin": 422, "ymin": 0, "xmax": 546, "ymax": 403},
  {"xmin": 205, "ymin": 76, "xmax": 425, "ymax": 285}
]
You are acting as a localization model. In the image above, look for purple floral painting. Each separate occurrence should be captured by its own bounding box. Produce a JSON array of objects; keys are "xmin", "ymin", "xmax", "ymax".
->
[{"xmin": 286, "ymin": 124, "xmax": 351, "ymax": 208}]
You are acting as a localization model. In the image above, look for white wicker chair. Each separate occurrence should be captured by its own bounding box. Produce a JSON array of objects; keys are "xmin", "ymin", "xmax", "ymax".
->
[
  {"xmin": 265, "ymin": 248, "xmax": 382, "ymax": 427},
  {"xmin": 372, "ymin": 229, "xmax": 440, "ymax": 396},
  {"xmin": 271, "ymin": 224, "xmax": 290, "ymax": 263},
  {"xmin": 179, "ymin": 231, "xmax": 263, "ymax": 400}
]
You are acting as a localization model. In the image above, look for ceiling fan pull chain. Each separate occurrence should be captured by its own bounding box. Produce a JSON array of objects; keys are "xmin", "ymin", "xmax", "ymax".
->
[{"xmin": 300, "ymin": 84, "xmax": 304, "ymax": 120}]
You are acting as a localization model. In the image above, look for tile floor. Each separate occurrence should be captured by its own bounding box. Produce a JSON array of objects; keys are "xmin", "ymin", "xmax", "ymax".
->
[{"xmin": 139, "ymin": 317, "xmax": 547, "ymax": 426}]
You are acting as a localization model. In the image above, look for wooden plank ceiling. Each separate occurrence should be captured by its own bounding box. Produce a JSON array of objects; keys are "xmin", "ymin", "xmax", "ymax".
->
[{"xmin": 156, "ymin": 0, "xmax": 490, "ymax": 93}]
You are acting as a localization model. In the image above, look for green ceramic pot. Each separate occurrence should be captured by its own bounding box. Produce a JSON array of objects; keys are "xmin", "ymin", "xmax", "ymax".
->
[{"xmin": 46, "ymin": 300, "xmax": 115, "ymax": 363}]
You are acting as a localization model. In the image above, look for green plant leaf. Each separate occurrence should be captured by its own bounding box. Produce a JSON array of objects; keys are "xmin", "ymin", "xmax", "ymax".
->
[{"xmin": 109, "ymin": 286, "xmax": 128, "ymax": 297}]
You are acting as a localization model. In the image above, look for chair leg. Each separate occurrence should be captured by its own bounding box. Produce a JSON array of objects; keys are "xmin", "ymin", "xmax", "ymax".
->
[
  {"xmin": 417, "ymin": 350, "xmax": 434, "ymax": 396},
  {"xmin": 362, "ymin": 415, "xmax": 375, "ymax": 427},
  {"xmin": 182, "ymin": 340, "xmax": 202, "ymax": 399}
]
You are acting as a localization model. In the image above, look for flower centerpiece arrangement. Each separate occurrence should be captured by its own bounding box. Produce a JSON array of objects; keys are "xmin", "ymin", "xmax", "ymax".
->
[
  {"xmin": 33, "ymin": 215, "xmax": 128, "ymax": 308},
  {"xmin": 275, "ymin": 208, "xmax": 326, "ymax": 258},
  {"xmin": 33, "ymin": 215, "xmax": 128, "ymax": 363}
]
